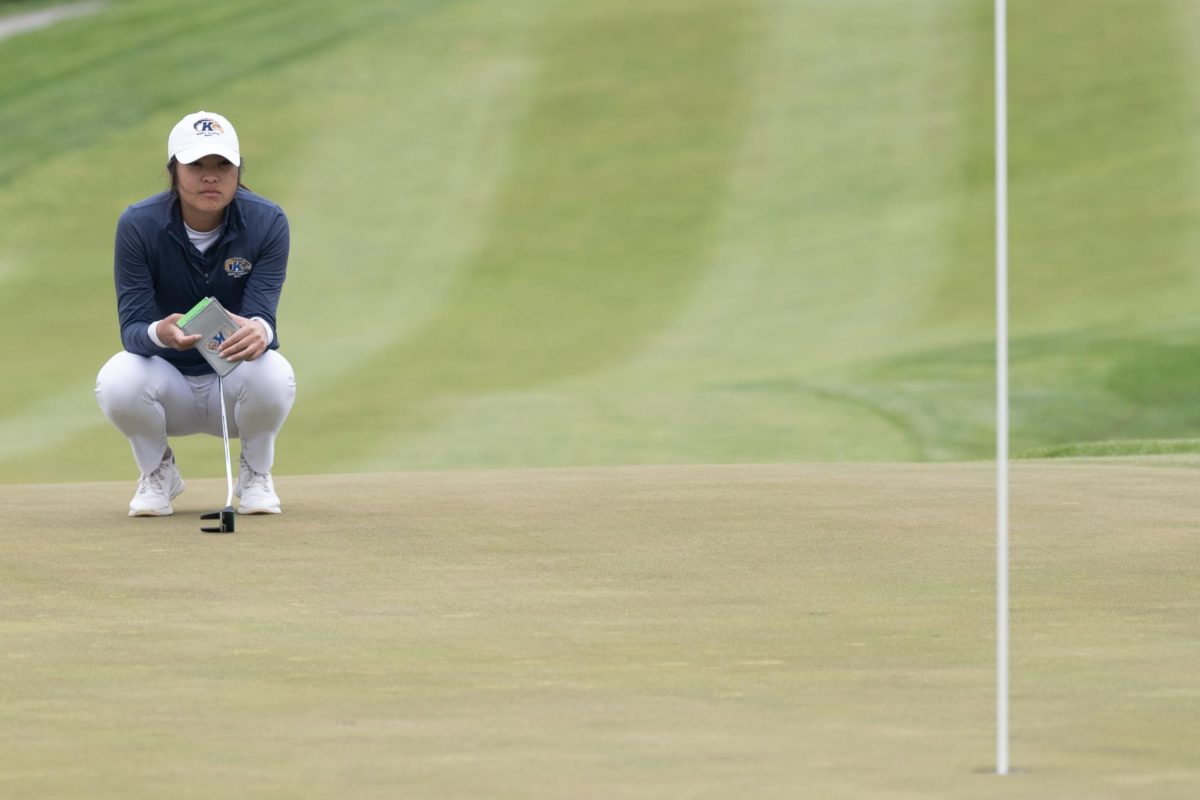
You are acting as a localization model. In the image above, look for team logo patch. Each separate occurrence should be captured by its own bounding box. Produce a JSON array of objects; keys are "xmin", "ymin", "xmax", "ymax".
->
[
  {"xmin": 193, "ymin": 118, "xmax": 224, "ymax": 136},
  {"xmin": 206, "ymin": 326, "xmax": 235, "ymax": 353},
  {"xmin": 224, "ymin": 257, "xmax": 252, "ymax": 277}
]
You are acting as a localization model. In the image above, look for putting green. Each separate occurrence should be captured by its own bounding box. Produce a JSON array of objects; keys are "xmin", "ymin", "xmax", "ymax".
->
[{"xmin": 2, "ymin": 460, "xmax": 1197, "ymax": 798}]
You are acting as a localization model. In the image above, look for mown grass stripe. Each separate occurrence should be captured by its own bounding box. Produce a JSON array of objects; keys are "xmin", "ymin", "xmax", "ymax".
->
[
  {"xmin": 284, "ymin": 0, "xmax": 759, "ymax": 469},
  {"xmin": 0, "ymin": 0, "xmax": 452, "ymax": 185}
]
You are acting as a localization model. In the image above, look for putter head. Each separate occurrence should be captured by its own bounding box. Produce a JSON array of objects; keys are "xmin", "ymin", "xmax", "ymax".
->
[{"xmin": 201, "ymin": 506, "xmax": 236, "ymax": 533}]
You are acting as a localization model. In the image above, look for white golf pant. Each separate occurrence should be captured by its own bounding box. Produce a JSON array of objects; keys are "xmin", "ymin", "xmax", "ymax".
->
[{"xmin": 96, "ymin": 350, "xmax": 296, "ymax": 476}]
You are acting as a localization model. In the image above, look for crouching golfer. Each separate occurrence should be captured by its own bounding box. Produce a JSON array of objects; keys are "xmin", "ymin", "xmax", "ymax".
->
[{"xmin": 96, "ymin": 111, "xmax": 296, "ymax": 517}]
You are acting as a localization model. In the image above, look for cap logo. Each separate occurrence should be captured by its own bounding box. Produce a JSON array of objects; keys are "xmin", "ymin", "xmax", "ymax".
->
[{"xmin": 193, "ymin": 119, "xmax": 224, "ymax": 135}]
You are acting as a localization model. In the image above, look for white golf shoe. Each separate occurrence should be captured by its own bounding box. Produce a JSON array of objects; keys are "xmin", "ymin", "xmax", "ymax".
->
[
  {"xmin": 236, "ymin": 455, "xmax": 281, "ymax": 514},
  {"xmin": 128, "ymin": 449, "xmax": 185, "ymax": 517}
]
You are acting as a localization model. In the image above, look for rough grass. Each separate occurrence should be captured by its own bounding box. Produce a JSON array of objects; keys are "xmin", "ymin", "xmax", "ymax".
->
[{"xmin": 2, "ymin": 460, "xmax": 1198, "ymax": 799}]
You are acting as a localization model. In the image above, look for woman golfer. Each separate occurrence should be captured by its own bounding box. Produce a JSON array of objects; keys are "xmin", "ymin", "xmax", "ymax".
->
[{"xmin": 96, "ymin": 111, "xmax": 296, "ymax": 516}]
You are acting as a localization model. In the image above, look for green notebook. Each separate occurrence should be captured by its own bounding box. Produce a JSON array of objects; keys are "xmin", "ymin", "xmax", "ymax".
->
[{"xmin": 177, "ymin": 296, "xmax": 241, "ymax": 376}]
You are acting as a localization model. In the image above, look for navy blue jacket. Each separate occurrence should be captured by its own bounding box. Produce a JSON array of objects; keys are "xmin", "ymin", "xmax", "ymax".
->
[{"xmin": 114, "ymin": 188, "xmax": 289, "ymax": 376}]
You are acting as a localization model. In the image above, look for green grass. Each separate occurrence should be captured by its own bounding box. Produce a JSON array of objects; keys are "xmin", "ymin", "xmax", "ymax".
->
[
  {"xmin": 2, "ymin": 461, "xmax": 1198, "ymax": 798},
  {"xmin": 3, "ymin": 0, "xmax": 1200, "ymax": 482},
  {"xmin": 3, "ymin": 6, "xmax": 1199, "ymax": 793}
]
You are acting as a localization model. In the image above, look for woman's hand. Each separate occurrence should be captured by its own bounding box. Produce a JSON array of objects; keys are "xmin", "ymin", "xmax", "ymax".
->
[
  {"xmin": 219, "ymin": 313, "xmax": 270, "ymax": 362},
  {"xmin": 157, "ymin": 314, "xmax": 203, "ymax": 351}
]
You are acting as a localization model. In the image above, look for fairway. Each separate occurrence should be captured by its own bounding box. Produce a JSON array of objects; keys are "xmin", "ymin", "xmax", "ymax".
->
[
  {"xmin": 6, "ymin": 0, "xmax": 1200, "ymax": 482},
  {"xmin": 3, "ymin": 460, "xmax": 1197, "ymax": 798}
]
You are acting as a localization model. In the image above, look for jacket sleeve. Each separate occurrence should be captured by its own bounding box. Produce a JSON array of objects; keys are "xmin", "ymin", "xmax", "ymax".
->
[
  {"xmin": 238, "ymin": 210, "xmax": 289, "ymax": 348},
  {"xmin": 114, "ymin": 211, "xmax": 165, "ymax": 356}
]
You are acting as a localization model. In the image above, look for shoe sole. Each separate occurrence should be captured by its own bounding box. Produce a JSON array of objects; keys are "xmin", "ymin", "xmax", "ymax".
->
[
  {"xmin": 238, "ymin": 505, "xmax": 281, "ymax": 515},
  {"xmin": 129, "ymin": 507, "xmax": 173, "ymax": 517}
]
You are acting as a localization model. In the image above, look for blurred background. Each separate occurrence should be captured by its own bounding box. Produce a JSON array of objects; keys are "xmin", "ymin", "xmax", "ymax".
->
[{"xmin": 2, "ymin": 0, "xmax": 1199, "ymax": 482}]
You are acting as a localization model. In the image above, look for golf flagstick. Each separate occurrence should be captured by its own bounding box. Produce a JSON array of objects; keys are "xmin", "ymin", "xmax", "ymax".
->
[
  {"xmin": 201, "ymin": 375, "xmax": 236, "ymax": 533},
  {"xmin": 995, "ymin": 0, "xmax": 1010, "ymax": 776}
]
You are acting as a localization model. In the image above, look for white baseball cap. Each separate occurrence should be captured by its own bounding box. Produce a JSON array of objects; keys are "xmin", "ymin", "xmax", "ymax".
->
[{"xmin": 167, "ymin": 111, "xmax": 241, "ymax": 166}]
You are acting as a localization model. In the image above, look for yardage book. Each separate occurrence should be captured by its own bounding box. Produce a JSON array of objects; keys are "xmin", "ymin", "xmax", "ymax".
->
[{"xmin": 177, "ymin": 296, "xmax": 242, "ymax": 376}]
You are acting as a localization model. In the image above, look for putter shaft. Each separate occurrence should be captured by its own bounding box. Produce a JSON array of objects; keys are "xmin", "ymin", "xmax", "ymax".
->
[{"xmin": 201, "ymin": 375, "xmax": 237, "ymax": 533}]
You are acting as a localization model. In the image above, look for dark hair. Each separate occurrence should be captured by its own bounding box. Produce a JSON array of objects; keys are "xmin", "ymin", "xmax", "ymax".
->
[{"xmin": 167, "ymin": 157, "xmax": 250, "ymax": 195}]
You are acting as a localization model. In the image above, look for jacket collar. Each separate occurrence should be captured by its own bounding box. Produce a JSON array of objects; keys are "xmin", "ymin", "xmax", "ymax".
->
[{"xmin": 162, "ymin": 189, "xmax": 246, "ymax": 246}]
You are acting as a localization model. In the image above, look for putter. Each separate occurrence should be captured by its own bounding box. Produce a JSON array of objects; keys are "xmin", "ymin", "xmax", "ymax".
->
[{"xmin": 201, "ymin": 375, "xmax": 236, "ymax": 533}]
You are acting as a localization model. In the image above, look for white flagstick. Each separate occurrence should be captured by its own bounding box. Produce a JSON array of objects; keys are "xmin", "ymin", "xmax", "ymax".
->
[{"xmin": 995, "ymin": 0, "xmax": 1010, "ymax": 777}]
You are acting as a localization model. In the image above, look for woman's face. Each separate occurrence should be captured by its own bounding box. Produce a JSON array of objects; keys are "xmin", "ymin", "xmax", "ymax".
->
[{"xmin": 176, "ymin": 154, "xmax": 238, "ymax": 229}]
